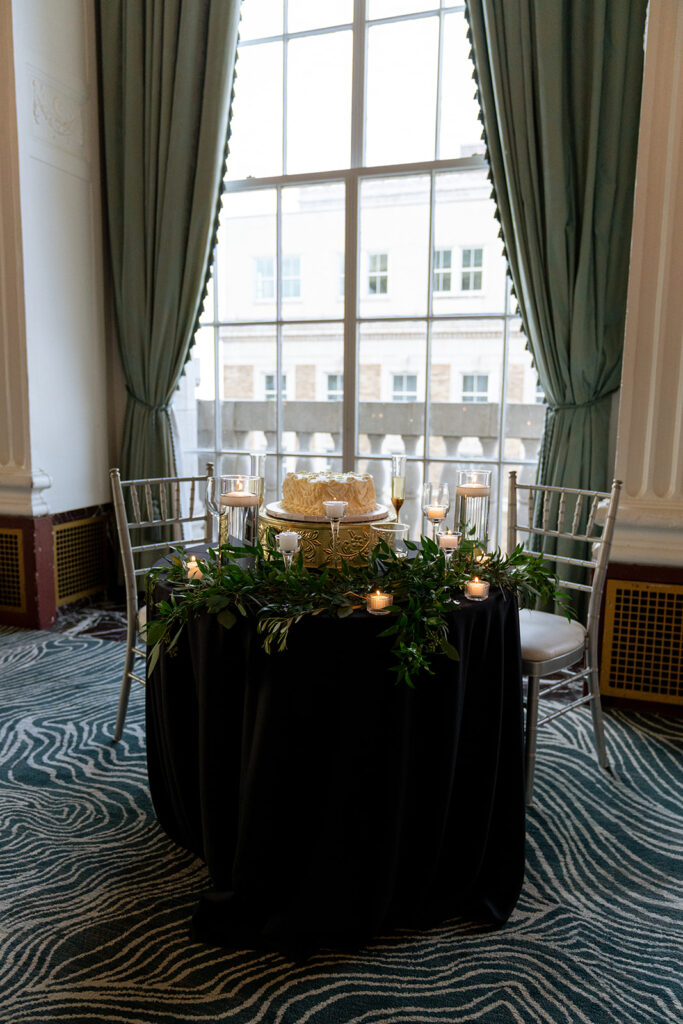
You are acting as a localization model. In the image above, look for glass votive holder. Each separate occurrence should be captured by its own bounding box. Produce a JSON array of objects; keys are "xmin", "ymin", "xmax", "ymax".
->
[
  {"xmin": 217, "ymin": 475, "xmax": 260, "ymax": 545},
  {"xmin": 455, "ymin": 469, "xmax": 491, "ymax": 542},
  {"xmin": 366, "ymin": 590, "xmax": 394, "ymax": 615},
  {"xmin": 422, "ymin": 481, "xmax": 450, "ymax": 540},
  {"xmin": 371, "ymin": 522, "xmax": 409, "ymax": 558},
  {"xmin": 464, "ymin": 577, "xmax": 490, "ymax": 601},
  {"xmin": 276, "ymin": 530, "xmax": 301, "ymax": 569},
  {"xmin": 437, "ymin": 527, "xmax": 462, "ymax": 563}
]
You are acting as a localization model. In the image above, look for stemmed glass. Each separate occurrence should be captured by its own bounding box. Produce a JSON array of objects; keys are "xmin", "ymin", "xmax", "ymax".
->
[
  {"xmin": 390, "ymin": 454, "xmax": 406, "ymax": 522},
  {"xmin": 437, "ymin": 525, "xmax": 462, "ymax": 566},
  {"xmin": 422, "ymin": 482, "xmax": 450, "ymax": 541},
  {"xmin": 250, "ymin": 452, "xmax": 266, "ymax": 508},
  {"xmin": 276, "ymin": 530, "xmax": 300, "ymax": 570},
  {"xmin": 206, "ymin": 475, "xmax": 230, "ymax": 561},
  {"xmin": 322, "ymin": 500, "xmax": 348, "ymax": 568}
]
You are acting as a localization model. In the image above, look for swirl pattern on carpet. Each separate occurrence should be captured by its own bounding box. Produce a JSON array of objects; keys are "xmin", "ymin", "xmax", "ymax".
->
[{"xmin": 0, "ymin": 629, "xmax": 681, "ymax": 1024}]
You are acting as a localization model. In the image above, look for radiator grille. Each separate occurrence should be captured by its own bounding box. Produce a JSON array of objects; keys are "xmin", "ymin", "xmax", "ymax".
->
[
  {"xmin": 601, "ymin": 580, "xmax": 683, "ymax": 705},
  {"xmin": 0, "ymin": 529, "xmax": 26, "ymax": 612},
  {"xmin": 53, "ymin": 517, "xmax": 107, "ymax": 606}
]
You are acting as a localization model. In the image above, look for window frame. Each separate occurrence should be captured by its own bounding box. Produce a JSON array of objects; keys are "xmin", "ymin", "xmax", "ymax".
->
[{"xmin": 186, "ymin": 1, "xmax": 539, "ymax": 548}]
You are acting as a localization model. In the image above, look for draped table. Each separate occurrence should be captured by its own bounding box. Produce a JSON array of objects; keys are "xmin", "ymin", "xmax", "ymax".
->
[{"xmin": 146, "ymin": 575, "xmax": 525, "ymax": 959}]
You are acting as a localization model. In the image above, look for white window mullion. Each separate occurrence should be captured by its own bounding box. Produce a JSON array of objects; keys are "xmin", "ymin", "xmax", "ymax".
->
[{"xmin": 343, "ymin": 172, "xmax": 359, "ymax": 471}]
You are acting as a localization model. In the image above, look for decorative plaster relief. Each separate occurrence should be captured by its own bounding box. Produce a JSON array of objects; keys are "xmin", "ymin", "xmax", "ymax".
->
[{"xmin": 30, "ymin": 73, "xmax": 86, "ymax": 157}]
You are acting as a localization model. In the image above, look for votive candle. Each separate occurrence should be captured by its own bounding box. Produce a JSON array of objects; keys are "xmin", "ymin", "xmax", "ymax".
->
[
  {"xmin": 323, "ymin": 500, "xmax": 347, "ymax": 519},
  {"xmin": 277, "ymin": 531, "xmax": 300, "ymax": 553},
  {"xmin": 438, "ymin": 530, "xmax": 461, "ymax": 550},
  {"xmin": 187, "ymin": 555, "xmax": 203, "ymax": 579},
  {"xmin": 465, "ymin": 576, "xmax": 489, "ymax": 600},
  {"xmin": 426, "ymin": 505, "xmax": 446, "ymax": 521},
  {"xmin": 366, "ymin": 590, "xmax": 393, "ymax": 613}
]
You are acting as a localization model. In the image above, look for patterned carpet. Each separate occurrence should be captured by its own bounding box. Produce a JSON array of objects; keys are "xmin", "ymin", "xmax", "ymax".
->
[{"xmin": 0, "ymin": 628, "xmax": 681, "ymax": 1024}]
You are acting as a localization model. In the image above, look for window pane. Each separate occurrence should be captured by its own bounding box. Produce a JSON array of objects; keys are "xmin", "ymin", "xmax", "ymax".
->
[
  {"xmin": 357, "ymin": 323, "xmax": 427, "ymax": 487},
  {"xmin": 439, "ymin": 11, "xmax": 485, "ymax": 159},
  {"xmin": 359, "ymin": 175, "xmax": 430, "ymax": 317},
  {"xmin": 428, "ymin": 319, "xmax": 503, "ymax": 460},
  {"xmin": 281, "ymin": 183, "xmax": 345, "ymax": 319},
  {"xmin": 366, "ymin": 18, "xmax": 438, "ymax": 166},
  {"xmin": 227, "ymin": 42, "xmax": 283, "ymax": 180},
  {"xmin": 173, "ymin": 325, "xmax": 216, "ymax": 471},
  {"xmin": 432, "ymin": 169, "xmax": 507, "ymax": 315},
  {"xmin": 288, "ymin": 0, "xmax": 352, "ymax": 32},
  {"xmin": 368, "ymin": 0, "xmax": 438, "ymax": 18},
  {"xmin": 281, "ymin": 324, "xmax": 344, "ymax": 460},
  {"xmin": 217, "ymin": 325, "xmax": 278, "ymax": 497},
  {"xmin": 286, "ymin": 32, "xmax": 352, "ymax": 174},
  {"xmin": 504, "ymin": 318, "xmax": 545, "ymax": 464},
  {"xmin": 216, "ymin": 190, "xmax": 277, "ymax": 321},
  {"xmin": 238, "ymin": 0, "xmax": 283, "ymax": 40}
]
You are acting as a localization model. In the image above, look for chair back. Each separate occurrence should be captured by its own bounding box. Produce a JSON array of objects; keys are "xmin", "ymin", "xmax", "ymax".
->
[
  {"xmin": 110, "ymin": 464, "xmax": 214, "ymax": 604},
  {"xmin": 507, "ymin": 472, "xmax": 621, "ymax": 636}
]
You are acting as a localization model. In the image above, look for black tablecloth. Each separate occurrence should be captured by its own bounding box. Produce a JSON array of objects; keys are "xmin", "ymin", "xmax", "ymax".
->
[{"xmin": 146, "ymin": 580, "xmax": 525, "ymax": 958}]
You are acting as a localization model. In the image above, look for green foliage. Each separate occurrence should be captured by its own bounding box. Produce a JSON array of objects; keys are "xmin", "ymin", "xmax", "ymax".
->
[{"xmin": 143, "ymin": 536, "xmax": 566, "ymax": 688}]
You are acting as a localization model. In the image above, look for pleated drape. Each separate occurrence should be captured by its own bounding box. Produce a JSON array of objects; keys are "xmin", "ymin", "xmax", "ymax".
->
[
  {"xmin": 97, "ymin": 0, "xmax": 241, "ymax": 480},
  {"xmin": 465, "ymin": 0, "xmax": 647, "ymax": 497}
]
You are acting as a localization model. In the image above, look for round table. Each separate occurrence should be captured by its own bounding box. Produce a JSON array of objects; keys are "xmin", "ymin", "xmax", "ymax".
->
[{"xmin": 146, "ymin": 576, "xmax": 525, "ymax": 959}]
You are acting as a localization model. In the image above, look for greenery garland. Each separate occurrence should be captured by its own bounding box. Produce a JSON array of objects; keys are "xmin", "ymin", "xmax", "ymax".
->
[{"xmin": 145, "ymin": 534, "xmax": 567, "ymax": 688}]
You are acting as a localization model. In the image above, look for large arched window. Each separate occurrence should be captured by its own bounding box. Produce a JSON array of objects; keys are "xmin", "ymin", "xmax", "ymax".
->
[{"xmin": 173, "ymin": 0, "xmax": 543, "ymax": 545}]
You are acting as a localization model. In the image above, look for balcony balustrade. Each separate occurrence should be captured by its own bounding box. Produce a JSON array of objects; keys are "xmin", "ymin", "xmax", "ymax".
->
[{"xmin": 193, "ymin": 400, "xmax": 544, "ymax": 544}]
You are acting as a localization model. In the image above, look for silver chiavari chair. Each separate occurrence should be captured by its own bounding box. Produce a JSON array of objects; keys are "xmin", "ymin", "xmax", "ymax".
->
[
  {"xmin": 110, "ymin": 463, "xmax": 214, "ymax": 741},
  {"xmin": 507, "ymin": 471, "xmax": 622, "ymax": 804}
]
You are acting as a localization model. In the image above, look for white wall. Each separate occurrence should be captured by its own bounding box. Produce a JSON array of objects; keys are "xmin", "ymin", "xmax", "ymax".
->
[{"xmin": 7, "ymin": 0, "xmax": 108, "ymax": 515}]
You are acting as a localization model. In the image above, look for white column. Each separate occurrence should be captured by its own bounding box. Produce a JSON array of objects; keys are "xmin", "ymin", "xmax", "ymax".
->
[
  {"xmin": 612, "ymin": 0, "xmax": 683, "ymax": 566},
  {"xmin": 0, "ymin": 0, "xmax": 51, "ymax": 515}
]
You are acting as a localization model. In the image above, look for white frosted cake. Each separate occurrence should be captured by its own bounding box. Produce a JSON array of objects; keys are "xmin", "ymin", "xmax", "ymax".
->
[{"xmin": 281, "ymin": 472, "xmax": 376, "ymax": 517}]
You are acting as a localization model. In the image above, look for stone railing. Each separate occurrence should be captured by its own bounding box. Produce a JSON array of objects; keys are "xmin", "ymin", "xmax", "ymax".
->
[{"xmin": 194, "ymin": 400, "xmax": 545, "ymax": 542}]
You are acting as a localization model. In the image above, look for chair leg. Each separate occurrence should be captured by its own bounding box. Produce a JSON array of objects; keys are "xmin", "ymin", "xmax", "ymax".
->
[
  {"xmin": 114, "ymin": 620, "xmax": 137, "ymax": 743},
  {"xmin": 525, "ymin": 672, "xmax": 540, "ymax": 806},
  {"xmin": 588, "ymin": 667, "xmax": 609, "ymax": 769}
]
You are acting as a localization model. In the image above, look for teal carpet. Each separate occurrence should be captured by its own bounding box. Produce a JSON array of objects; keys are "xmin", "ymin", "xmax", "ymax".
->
[{"xmin": 0, "ymin": 629, "xmax": 681, "ymax": 1024}]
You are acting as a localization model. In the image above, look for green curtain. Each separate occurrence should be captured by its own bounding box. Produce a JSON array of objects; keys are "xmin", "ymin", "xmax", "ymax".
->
[
  {"xmin": 98, "ymin": 0, "xmax": 241, "ymax": 482},
  {"xmin": 465, "ymin": 0, "xmax": 646, "ymax": 497}
]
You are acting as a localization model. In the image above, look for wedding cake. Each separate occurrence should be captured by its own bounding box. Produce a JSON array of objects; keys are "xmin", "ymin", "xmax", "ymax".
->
[{"xmin": 281, "ymin": 471, "xmax": 376, "ymax": 517}]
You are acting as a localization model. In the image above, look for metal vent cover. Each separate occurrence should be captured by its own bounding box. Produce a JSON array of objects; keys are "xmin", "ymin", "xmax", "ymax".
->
[
  {"xmin": 0, "ymin": 529, "xmax": 26, "ymax": 612},
  {"xmin": 53, "ymin": 517, "xmax": 107, "ymax": 606},
  {"xmin": 601, "ymin": 579, "xmax": 683, "ymax": 705}
]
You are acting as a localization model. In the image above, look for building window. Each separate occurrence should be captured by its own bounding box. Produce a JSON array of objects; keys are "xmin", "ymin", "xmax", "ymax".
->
[
  {"xmin": 462, "ymin": 373, "xmax": 488, "ymax": 403},
  {"xmin": 282, "ymin": 255, "xmax": 301, "ymax": 299},
  {"xmin": 327, "ymin": 373, "xmax": 343, "ymax": 401},
  {"xmin": 265, "ymin": 374, "xmax": 287, "ymax": 401},
  {"xmin": 368, "ymin": 253, "xmax": 388, "ymax": 295},
  {"xmin": 255, "ymin": 257, "xmax": 274, "ymax": 301},
  {"xmin": 392, "ymin": 373, "xmax": 418, "ymax": 402},
  {"xmin": 433, "ymin": 248, "xmax": 452, "ymax": 292},
  {"xmin": 460, "ymin": 247, "xmax": 483, "ymax": 291}
]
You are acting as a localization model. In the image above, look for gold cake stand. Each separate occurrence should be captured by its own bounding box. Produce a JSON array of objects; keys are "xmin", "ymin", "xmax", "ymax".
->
[{"xmin": 256, "ymin": 508, "xmax": 397, "ymax": 567}]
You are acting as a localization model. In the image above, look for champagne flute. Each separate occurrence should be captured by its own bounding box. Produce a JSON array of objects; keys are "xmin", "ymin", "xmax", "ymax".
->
[{"xmin": 391, "ymin": 454, "xmax": 406, "ymax": 521}]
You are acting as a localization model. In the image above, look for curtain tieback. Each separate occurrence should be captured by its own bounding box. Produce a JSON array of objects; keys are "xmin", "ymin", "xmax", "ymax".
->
[
  {"xmin": 548, "ymin": 394, "xmax": 611, "ymax": 412},
  {"xmin": 126, "ymin": 389, "xmax": 169, "ymax": 413}
]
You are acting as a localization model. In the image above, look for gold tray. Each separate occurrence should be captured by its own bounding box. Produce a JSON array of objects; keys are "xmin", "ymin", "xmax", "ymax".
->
[{"xmin": 255, "ymin": 509, "xmax": 397, "ymax": 567}]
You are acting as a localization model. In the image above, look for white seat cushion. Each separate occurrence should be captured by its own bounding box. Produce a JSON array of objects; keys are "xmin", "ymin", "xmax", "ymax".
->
[{"xmin": 519, "ymin": 609, "xmax": 586, "ymax": 663}]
